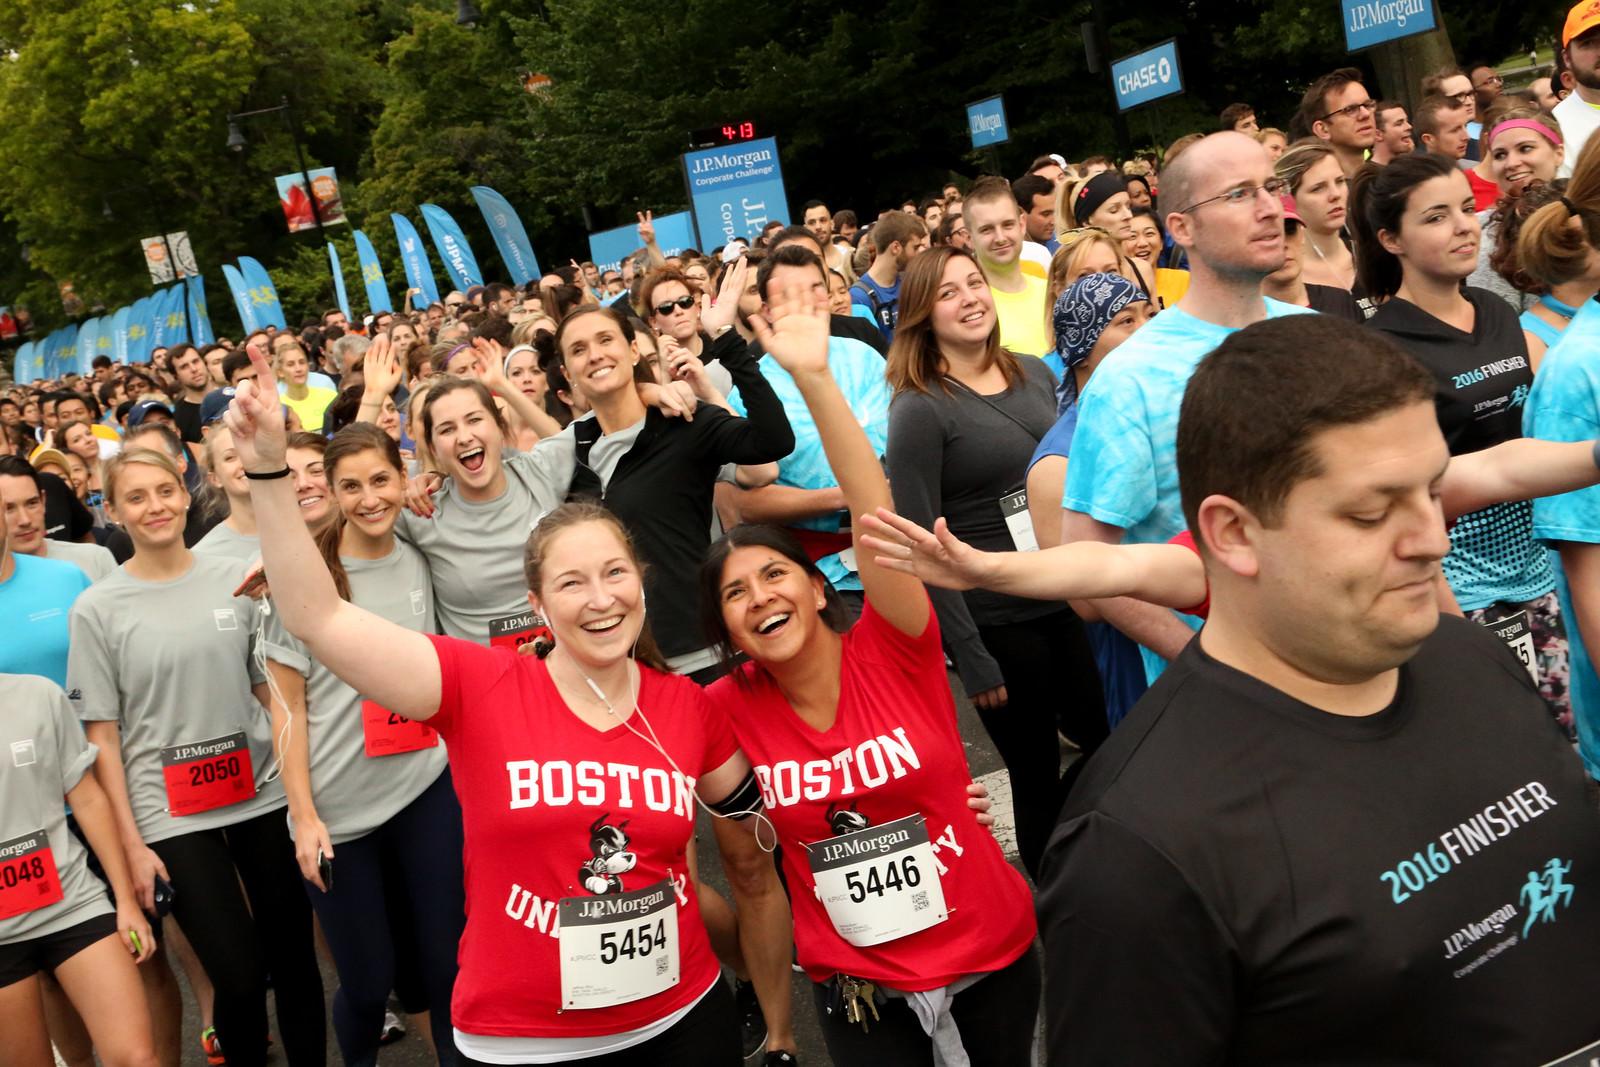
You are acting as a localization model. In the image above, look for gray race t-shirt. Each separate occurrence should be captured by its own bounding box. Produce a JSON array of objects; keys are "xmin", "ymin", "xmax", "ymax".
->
[
  {"xmin": 396, "ymin": 449, "xmax": 571, "ymax": 645},
  {"xmin": 40, "ymin": 539, "xmax": 118, "ymax": 583},
  {"xmin": 193, "ymin": 520, "xmax": 260, "ymax": 565},
  {"xmin": 262, "ymin": 540, "xmax": 447, "ymax": 843},
  {"xmin": 0, "ymin": 674, "xmax": 113, "ymax": 944},
  {"xmin": 67, "ymin": 556, "xmax": 284, "ymax": 843}
]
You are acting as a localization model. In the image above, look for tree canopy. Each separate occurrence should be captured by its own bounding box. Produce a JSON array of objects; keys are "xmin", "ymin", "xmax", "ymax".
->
[{"xmin": 0, "ymin": 0, "xmax": 1571, "ymax": 345}]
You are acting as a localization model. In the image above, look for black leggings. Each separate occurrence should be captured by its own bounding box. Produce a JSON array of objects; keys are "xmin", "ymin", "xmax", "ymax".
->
[
  {"xmin": 811, "ymin": 945, "xmax": 1041, "ymax": 1066},
  {"xmin": 305, "ymin": 769, "xmax": 465, "ymax": 1067},
  {"xmin": 150, "ymin": 807, "xmax": 325, "ymax": 1067},
  {"xmin": 977, "ymin": 608, "xmax": 1107, "ymax": 879},
  {"xmin": 455, "ymin": 978, "xmax": 740, "ymax": 1066}
]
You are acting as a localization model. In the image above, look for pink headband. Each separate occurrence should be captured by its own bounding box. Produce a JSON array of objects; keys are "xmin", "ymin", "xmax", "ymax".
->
[{"xmin": 1486, "ymin": 119, "xmax": 1563, "ymax": 150}]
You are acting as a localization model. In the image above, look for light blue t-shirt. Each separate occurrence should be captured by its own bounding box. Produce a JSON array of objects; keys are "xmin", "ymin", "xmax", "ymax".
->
[
  {"xmin": 1524, "ymin": 297, "xmax": 1600, "ymax": 778},
  {"xmin": 1063, "ymin": 298, "xmax": 1316, "ymax": 681},
  {"xmin": 728, "ymin": 336, "xmax": 891, "ymax": 592},
  {"xmin": 0, "ymin": 553, "xmax": 93, "ymax": 687}
]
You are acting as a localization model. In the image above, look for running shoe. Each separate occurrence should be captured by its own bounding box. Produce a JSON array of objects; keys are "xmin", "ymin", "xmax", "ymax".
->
[
  {"xmin": 378, "ymin": 1010, "xmax": 406, "ymax": 1046},
  {"xmin": 735, "ymin": 978, "xmax": 767, "ymax": 1059},
  {"xmin": 200, "ymin": 1026, "xmax": 224, "ymax": 1066}
]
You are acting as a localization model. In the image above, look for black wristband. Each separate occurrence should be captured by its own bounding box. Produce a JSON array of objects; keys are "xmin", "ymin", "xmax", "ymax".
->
[{"xmin": 243, "ymin": 467, "xmax": 291, "ymax": 481}]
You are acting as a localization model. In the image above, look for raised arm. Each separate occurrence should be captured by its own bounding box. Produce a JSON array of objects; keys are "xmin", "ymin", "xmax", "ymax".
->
[
  {"xmin": 749, "ymin": 282, "xmax": 928, "ymax": 636},
  {"xmin": 1441, "ymin": 438, "xmax": 1600, "ymax": 519},
  {"xmin": 226, "ymin": 347, "xmax": 441, "ymax": 721},
  {"xmin": 861, "ymin": 509, "xmax": 1208, "ymax": 611}
]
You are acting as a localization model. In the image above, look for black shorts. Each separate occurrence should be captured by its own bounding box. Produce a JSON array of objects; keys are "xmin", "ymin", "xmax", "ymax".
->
[{"xmin": 0, "ymin": 912, "xmax": 118, "ymax": 988}]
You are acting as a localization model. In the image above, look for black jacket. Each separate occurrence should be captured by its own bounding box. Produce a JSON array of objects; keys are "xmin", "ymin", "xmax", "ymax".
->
[{"xmin": 569, "ymin": 332, "xmax": 794, "ymax": 657}]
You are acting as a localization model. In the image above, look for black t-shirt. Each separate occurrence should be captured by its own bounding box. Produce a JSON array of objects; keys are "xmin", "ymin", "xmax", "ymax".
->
[
  {"xmin": 1367, "ymin": 287, "xmax": 1531, "ymax": 455},
  {"xmin": 173, "ymin": 398, "xmax": 203, "ymax": 443},
  {"xmin": 748, "ymin": 313, "xmax": 889, "ymax": 360},
  {"xmin": 1304, "ymin": 283, "xmax": 1364, "ymax": 323},
  {"xmin": 1038, "ymin": 617, "xmax": 1600, "ymax": 1064},
  {"xmin": 39, "ymin": 472, "xmax": 93, "ymax": 543}
]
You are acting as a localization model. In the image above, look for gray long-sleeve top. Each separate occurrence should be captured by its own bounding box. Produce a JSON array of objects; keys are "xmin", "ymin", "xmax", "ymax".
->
[{"xmin": 886, "ymin": 356, "xmax": 1060, "ymax": 695}]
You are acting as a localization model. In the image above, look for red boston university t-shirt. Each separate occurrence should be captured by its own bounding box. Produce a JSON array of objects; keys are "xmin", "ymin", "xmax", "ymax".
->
[
  {"xmin": 426, "ymin": 634, "xmax": 736, "ymax": 1038},
  {"xmin": 707, "ymin": 600, "xmax": 1035, "ymax": 991}
]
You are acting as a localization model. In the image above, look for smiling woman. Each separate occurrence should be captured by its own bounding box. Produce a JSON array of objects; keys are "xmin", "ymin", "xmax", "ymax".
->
[{"xmin": 1358, "ymin": 153, "xmax": 1574, "ymax": 735}]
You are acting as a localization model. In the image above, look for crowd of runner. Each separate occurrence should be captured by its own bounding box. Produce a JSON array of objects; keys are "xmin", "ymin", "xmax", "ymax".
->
[{"xmin": 6, "ymin": 6, "xmax": 1600, "ymax": 1064}]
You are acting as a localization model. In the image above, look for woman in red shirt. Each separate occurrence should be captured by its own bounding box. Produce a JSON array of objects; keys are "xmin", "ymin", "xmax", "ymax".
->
[
  {"xmin": 698, "ymin": 283, "xmax": 1038, "ymax": 1065},
  {"xmin": 221, "ymin": 347, "xmax": 778, "ymax": 1066}
]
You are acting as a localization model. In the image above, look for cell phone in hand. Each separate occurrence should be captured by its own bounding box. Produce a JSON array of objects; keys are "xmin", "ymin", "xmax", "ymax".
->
[
  {"xmin": 317, "ymin": 851, "xmax": 333, "ymax": 892},
  {"xmin": 152, "ymin": 875, "xmax": 176, "ymax": 917},
  {"xmin": 233, "ymin": 566, "xmax": 268, "ymax": 599}
]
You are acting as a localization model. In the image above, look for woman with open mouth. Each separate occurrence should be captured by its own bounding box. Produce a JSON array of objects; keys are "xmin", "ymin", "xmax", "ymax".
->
[
  {"xmin": 259, "ymin": 422, "xmax": 464, "ymax": 1066},
  {"xmin": 699, "ymin": 280, "xmax": 1038, "ymax": 1067},
  {"xmin": 219, "ymin": 344, "xmax": 778, "ymax": 1065}
]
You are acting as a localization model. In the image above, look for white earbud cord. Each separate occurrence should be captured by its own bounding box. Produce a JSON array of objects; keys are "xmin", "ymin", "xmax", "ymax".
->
[
  {"xmin": 565, "ymin": 639, "xmax": 778, "ymax": 854},
  {"xmin": 252, "ymin": 600, "xmax": 290, "ymax": 784}
]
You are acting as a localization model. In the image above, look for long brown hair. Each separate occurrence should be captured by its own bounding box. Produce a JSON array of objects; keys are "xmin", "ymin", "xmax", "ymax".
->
[
  {"xmin": 314, "ymin": 424, "xmax": 406, "ymax": 602},
  {"xmin": 885, "ymin": 246, "xmax": 1023, "ymax": 396},
  {"xmin": 521, "ymin": 502, "xmax": 667, "ymax": 671}
]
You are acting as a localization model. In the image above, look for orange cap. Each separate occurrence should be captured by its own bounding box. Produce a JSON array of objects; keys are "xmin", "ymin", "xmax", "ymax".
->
[{"xmin": 1565, "ymin": 0, "xmax": 1600, "ymax": 46}]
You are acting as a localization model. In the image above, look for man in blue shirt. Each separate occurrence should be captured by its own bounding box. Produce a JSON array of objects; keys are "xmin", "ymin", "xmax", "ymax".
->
[
  {"xmin": 733, "ymin": 246, "xmax": 892, "ymax": 611},
  {"xmin": 0, "ymin": 491, "xmax": 91, "ymax": 687},
  {"xmin": 850, "ymin": 211, "xmax": 928, "ymax": 344},
  {"xmin": 1062, "ymin": 131, "xmax": 1313, "ymax": 682}
]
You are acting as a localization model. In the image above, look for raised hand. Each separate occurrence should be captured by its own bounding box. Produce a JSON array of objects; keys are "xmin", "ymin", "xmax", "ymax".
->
[
  {"xmin": 223, "ymin": 345, "xmax": 288, "ymax": 474},
  {"xmin": 700, "ymin": 256, "xmax": 748, "ymax": 336},
  {"xmin": 639, "ymin": 380, "xmax": 697, "ymax": 422},
  {"xmin": 748, "ymin": 278, "xmax": 830, "ymax": 376},
  {"xmin": 362, "ymin": 335, "xmax": 402, "ymax": 400},
  {"xmin": 859, "ymin": 507, "xmax": 994, "ymax": 591},
  {"xmin": 636, "ymin": 210, "xmax": 657, "ymax": 246},
  {"xmin": 472, "ymin": 337, "xmax": 510, "ymax": 393}
]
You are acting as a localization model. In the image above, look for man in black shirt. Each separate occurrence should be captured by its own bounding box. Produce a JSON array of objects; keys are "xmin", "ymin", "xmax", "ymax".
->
[
  {"xmin": 766, "ymin": 226, "xmax": 888, "ymax": 356},
  {"xmin": 169, "ymin": 343, "xmax": 210, "ymax": 443},
  {"xmin": 1039, "ymin": 315, "xmax": 1600, "ymax": 1064}
]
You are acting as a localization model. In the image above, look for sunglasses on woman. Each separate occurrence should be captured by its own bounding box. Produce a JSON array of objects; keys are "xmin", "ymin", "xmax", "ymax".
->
[{"xmin": 653, "ymin": 295, "xmax": 696, "ymax": 316}]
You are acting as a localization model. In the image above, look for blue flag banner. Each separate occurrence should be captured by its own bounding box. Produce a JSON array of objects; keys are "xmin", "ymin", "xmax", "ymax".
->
[
  {"xmin": 164, "ymin": 283, "xmax": 191, "ymax": 347},
  {"xmin": 587, "ymin": 211, "xmax": 695, "ymax": 275},
  {"xmin": 109, "ymin": 306, "xmax": 132, "ymax": 363},
  {"xmin": 352, "ymin": 230, "xmax": 392, "ymax": 315},
  {"xmin": 49, "ymin": 325, "xmax": 78, "ymax": 379},
  {"xmin": 470, "ymin": 186, "xmax": 542, "ymax": 286},
  {"xmin": 150, "ymin": 288, "xmax": 177, "ymax": 351},
  {"xmin": 221, "ymin": 264, "xmax": 257, "ymax": 334},
  {"xmin": 419, "ymin": 203, "xmax": 484, "ymax": 291},
  {"xmin": 14, "ymin": 341, "xmax": 34, "ymax": 385},
  {"xmin": 186, "ymin": 275, "xmax": 215, "ymax": 346},
  {"xmin": 391, "ymin": 214, "xmax": 441, "ymax": 309},
  {"xmin": 238, "ymin": 257, "xmax": 287, "ymax": 330},
  {"xmin": 75, "ymin": 317, "xmax": 101, "ymax": 374},
  {"xmin": 328, "ymin": 243, "xmax": 353, "ymax": 323},
  {"xmin": 682, "ymin": 136, "xmax": 791, "ymax": 250},
  {"xmin": 126, "ymin": 297, "xmax": 154, "ymax": 363}
]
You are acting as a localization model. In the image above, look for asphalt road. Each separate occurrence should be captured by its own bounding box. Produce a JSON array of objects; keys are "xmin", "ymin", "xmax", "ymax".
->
[{"xmin": 155, "ymin": 667, "xmax": 1050, "ymax": 1067}]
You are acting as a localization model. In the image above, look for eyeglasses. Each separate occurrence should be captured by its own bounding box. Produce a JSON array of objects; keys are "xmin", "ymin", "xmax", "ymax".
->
[
  {"xmin": 1319, "ymin": 99, "xmax": 1377, "ymax": 121},
  {"xmin": 1176, "ymin": 177, "xmax": 1291, "ymax": 214},
  {"xmin": 1472, "ymin": 73, "xmax": 1504, "ymax": 89},
  {"xmin": 653, "ymin": 295, "xmax": 696, "ymax": 316},
  {"xmin": 445, "ymin": 300, "xmax": 466, "ymax": 310},
  {"xmin": 1442, "ymin": 90, "xmax": 1474, "ymax": 107}
]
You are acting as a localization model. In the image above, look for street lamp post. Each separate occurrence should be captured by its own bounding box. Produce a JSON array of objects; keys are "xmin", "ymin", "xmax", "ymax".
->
[
  {"xmin": 226, "ymin": 95, "xmax": 340, "ymax": 307},
  {"xmin": 101, "ymin": 191, "xmax": 195, "ymax": 347}
]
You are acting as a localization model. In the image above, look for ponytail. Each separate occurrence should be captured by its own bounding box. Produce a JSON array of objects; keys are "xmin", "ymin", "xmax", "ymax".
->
[
  {"xmin": 1349, "ymin": 153, "xmax": 1459, "ymax": 301},
  {"xmin": 1518, "ymin": 132, "xmax": 1600, "ymax": 287},
  {"xmin": 314, "ymin": 513, "xmax": 354, "ymax": 602}
]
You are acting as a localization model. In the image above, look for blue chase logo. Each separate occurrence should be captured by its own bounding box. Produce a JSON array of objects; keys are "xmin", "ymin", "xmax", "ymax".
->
[{"xmin": 1519, "ymin": 858, "xmax": 1574, "ymax": 937}]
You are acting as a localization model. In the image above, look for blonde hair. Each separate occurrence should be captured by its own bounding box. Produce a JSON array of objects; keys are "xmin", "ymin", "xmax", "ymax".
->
[
  {"xmin": 103, "ymin": 447, "xmax": 186, "ymax": 507},
  {"xmin": 1044, "ymin": 229, "xmax": 1127, "ymax": 346}
]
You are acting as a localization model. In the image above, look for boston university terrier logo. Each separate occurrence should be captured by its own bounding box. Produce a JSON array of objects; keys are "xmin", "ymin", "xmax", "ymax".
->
[
  {"xmin": 579, "ymin": 813, "xmax": 637, "ymax": 895},
  {"xmin": 827, "ymin": 801, "xmax": 871, "ymax": 836}
]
